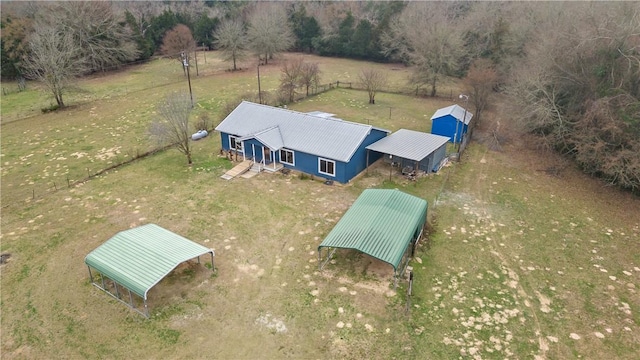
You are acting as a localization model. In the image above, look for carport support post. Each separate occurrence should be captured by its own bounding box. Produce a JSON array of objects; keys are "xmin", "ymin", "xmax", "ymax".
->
[
  {"xmin": 87, "ymin": 266, "xmax": 94, "ymax": 285},
  {"xmin": 144, "ymin": 300, "xmax": 149, "ymax": 318}
]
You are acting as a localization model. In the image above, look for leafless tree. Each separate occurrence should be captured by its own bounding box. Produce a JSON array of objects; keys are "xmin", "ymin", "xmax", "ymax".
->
[
  {"xmin": 359, "ymin": 68, "xmax": 387, "ymax": 104},
  {"xmin": 299, "ymin": 62, "xmax": 321, "ymax": 96},
  {"xmin": 161, "ymin": 24, "xmax": 196, "ymax": 58},
  {"xmin": 463, "ymin": 59, "xmax": 499, "ymax": 125},
  {"xmin": 507, "ymin": 2, "xmax": 640, "ymax": 191},
  {"xmin": 161, "ymin": 24, "xmax": 196, "ymax": 74},
  {"xmin": 48, "ymin": 1, "xmax": 139, "ymax": 72},
  {"xmin": 279, "ymin": 58, "xmax": 304, "ymax": 103},
  {"xmin": 21, "ymin": 21, "xmax": 86, "ymax": 107},
  {"xmin": 214, "ymin": 18, "xmax": 247, "ymax": 71},
  {"xmin": 382, "ymin": 2, "xmax": 465, "ymax": 97},
  {"xmin": 117, "ymin": 1, "xmax": 162, "ymax": 37},
  {"xmin": 149, "ymin": 92, "xmax": 194, "ymax": 165},
  {"xmin": 247, "ymin": 3, "xmax": 294, "ymax": 65}
]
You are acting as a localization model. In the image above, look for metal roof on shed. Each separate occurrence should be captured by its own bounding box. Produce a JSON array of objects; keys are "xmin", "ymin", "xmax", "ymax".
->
[
  {"xmin": 84, "ymin": 224, "xmax": 213, "ymax": 299},
  {"xmin": 318, "ymin": 189, "xmax": 427, "ymax": 271},
  {"xmin": 215, "ymin": 101, "xmax": 387, "ymax": 162},
  {"xmin": 430, "ymin": 104, "xmax": 473, "ymax": 125},
  {"xmin": 366, "ymin": 129, "xmax": 450, "ymax": 161}
]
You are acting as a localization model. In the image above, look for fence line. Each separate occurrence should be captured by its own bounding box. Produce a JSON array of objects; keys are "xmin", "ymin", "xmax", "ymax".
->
[
  {"xmin": 1, "ymin": 144, "xmax": 176, "ymax": 211},
  {"xmin": 3, "ymin": 78, "xmax": 460, "ymax": 209}
]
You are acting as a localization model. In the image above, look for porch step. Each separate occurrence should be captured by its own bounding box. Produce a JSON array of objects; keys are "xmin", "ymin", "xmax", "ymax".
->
[{"xmin": 220, "ymin": 160, "xmax": 253, "ymax": 180}]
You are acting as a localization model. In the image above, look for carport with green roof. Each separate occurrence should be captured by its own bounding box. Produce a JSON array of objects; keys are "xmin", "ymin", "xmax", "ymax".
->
[
  {"xmin": 318, "ymin": 189, "xmax": 427, "ymax": 286},
  {"xmin": 84, "ymin": 224, "xmax": 215, "ymax": 317}
]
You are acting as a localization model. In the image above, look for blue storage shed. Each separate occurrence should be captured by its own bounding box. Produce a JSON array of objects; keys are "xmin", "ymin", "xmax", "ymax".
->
[
  {"xmin": 430, "ymin": 104, "xmax": 473, "ymax": 143},
  {"xmin": 215, "ymin": 101, "xmax": 389, "ymax": 183}
]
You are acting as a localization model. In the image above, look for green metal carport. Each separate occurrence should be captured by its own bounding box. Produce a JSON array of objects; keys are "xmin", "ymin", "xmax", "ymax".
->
[
  {"xmin": 318, "ymin": 189, "xmax": 427, "ymax": 287},
  {"xmin": 84, "ymin": 224, "xmax": 215, "ymax": 317}
]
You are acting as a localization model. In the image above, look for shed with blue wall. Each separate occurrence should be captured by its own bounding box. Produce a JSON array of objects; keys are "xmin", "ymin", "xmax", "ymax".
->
[{"xmin": 430, "ymin": 104, "xmax": 473, "ymax": 144}]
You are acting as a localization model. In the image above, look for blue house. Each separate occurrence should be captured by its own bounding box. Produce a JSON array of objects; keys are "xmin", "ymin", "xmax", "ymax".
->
[
  {"xmin": 430, "ymin": 104, "xmax": 473, "ymax": 143},
  {"xmin": 215, "ymin": 101, "xmax": 389, "ymax": 183}
]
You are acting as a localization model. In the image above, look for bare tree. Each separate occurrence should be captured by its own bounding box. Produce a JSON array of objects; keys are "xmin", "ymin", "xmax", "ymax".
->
[
  {"xmin": 382, "ymin": 2, "xmax": 465, "ymax": 97},
  {"xmin": 359, "ymin": 68, "xmax": 387, "ymax": 104},
  {"xmin": 150, "ymin": 92, "xmax": 194, "ymax": 165},
  {"xmin": 21, "ymin": 21, "xmax": 86, "ymax": 107},
  {"xmin": 161, "ymin": 24, "xmax": 196, "ymax": 74},
  {"xmin": 279, "ymin": 58, "xmax": 303, "ymax": 103},
  {"xmin": 247, "ymin": 3, "xmax": 294, "ymax": 64},
  {"xmin": 299, "ymin": 61, "xmax": 321, "ymax": 96},
  {"xmin": 48, "ymin": 1, "xmax": 140, "ymax": 72},
  {"xmin": 507, "ymin": 2, "xmax": 640, "ymax": 192},
  {"xmin": 463, "ymin": 59, "xmax": 499, "ymax": 125},
  {"xmin": 214, "ymin": 18, "xmax": 247, "ymax": 71},
  {"xmin": 118, "ymin": 1, "xmax": 161, "ymax": 37},
  {"xmin": 161, "ymin": 24, "xmax": 196, "ymax": 58}
]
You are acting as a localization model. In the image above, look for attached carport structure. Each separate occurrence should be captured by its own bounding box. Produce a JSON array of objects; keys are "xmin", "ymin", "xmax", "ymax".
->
[
  {"xmin": 366, "ymin": 129, "xmax": 451, "ymax": 174},
  {"xmin": 318, "ymin": 189, "xmax": 427, "ymax": 287},
  {"xmin": 84, "ymin": 224, "xmax": 215, "ymax": 317}
]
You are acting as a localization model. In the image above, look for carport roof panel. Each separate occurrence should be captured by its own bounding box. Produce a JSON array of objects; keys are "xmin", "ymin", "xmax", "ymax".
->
[
  {"xmin": 318, "ymin": 189, "xmax": 427, "ymax": 270},
  {"xmin": 84, "ymin": 224, "xmax": 213, "ymax": 299},
  {"xmin": 366, "ymin": 129, "xmax": 450, "ymax": 161}
]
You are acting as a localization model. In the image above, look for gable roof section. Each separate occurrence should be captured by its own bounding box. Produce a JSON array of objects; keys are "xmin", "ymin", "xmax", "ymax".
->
[
  {"xmin": 84, "ymin": 224, "xmax": 213, "ymax": 299},
  {"xmin": 366, "ymin": 129, "xmax": 450, "ymax": 161},
  {"xmin": 318, "ymin": 189, "xmax": 427, "ymax": 271},
  {"xmin": 240, "ymin": 126, "xmax": 284, "ymax": 150},
  {"xmin": 430, "ymin": 104, "xmax": 473, "ymax": 125},
  {"xmin": 215, "ymin": 101, "xmax": 389, "ymax": 162}
]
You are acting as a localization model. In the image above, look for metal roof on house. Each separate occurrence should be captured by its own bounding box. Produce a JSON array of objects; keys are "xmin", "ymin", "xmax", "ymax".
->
[
  {"xmin": 366, "ymin": 129, "xmax": 450, "ymax": 161},
  {"xmin": 318, "ymin": 189, "xmax": 427, "ymax": 271},
  {"xmin": 430, "ymin": 104, "xmax": 473, "ymax": 125},
  {"xmin": 84, "ymin": 224, "xmax": 214, "ymax": 299},
  {"xmin": 240, "ymin": 126, "xmax": 284, "ymax": 150},
  {"xmin": 215, "ymin": 101, "xmax": 388, "ymax": 162}
]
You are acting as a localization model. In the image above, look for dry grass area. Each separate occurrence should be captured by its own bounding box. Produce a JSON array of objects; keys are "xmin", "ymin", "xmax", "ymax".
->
[{"xmin": 1, "ymin": 54, "xmax": 639, "ymax": 359}]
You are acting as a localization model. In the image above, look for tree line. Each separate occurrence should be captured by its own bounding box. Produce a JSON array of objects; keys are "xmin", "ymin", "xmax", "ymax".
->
[{"xmin": 2, "ymin": 1, "xmax": 638, "ymax": 192}]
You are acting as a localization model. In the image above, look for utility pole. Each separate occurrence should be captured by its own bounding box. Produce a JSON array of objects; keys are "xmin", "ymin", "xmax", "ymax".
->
[
  {"xmin": 257, "ymin": 64, "xmax": 262, "ymax": 104},
  {"xmin": 184, "ymin": 54, "xmax": 194, "ymax": 108}
]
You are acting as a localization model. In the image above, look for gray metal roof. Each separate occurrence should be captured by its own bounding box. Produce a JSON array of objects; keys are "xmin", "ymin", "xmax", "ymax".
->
[
  {"xmin": 241, "ymin": 126, "xmax": 284, "ymax": 150},
  {"xmin": 318, "ymin": 189, "xmax": 427, "ymax": 271},
  {"xmin": 430, "ymin": 104, "xmax": 473, "ymax": 125},
  {"xmin": 366, "ymin": 129, "xmax": 450, "ymax": 161},
  {"xmin": 215, "ymin": 101, "xmax": 387, "ymax": 162},
  {"xmin": 84, "ymin": 224, "xmax": 214, "ymax": 299}
]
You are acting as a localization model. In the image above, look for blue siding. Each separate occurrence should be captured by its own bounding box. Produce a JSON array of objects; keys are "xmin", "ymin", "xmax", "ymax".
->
[
  {"xmin": 431, "ymin": 115, "xmax": 468, "ymax": 143},
  {"xmin": 220, "ymin": 132, "xmax": 232, "ymax": 150},
  {"xmin": 343, "ymin": 128, "xmax": 388, "ymax": 182},
  {"xmin": 219, "ymin": 128, "xmax": 388, "ymax": 184}
]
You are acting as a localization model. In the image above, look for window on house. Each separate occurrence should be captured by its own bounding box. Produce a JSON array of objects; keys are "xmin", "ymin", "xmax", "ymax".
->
[
  {"xmin": 229, "ymin": 135, "xmax": 243, "ymax": 151},
  {"xmin": 319, "ymin": 158, "xmax": 335, "ymax": 176},
  {"xmin": 280, "ymin": 149, "xmax": 295, "ymax": 165}
]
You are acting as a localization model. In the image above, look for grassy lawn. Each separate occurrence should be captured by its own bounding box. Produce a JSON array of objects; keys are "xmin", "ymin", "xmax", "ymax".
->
[{"xmin": 1, "ymin": 53, "xmax": 639, "ymax": 359}]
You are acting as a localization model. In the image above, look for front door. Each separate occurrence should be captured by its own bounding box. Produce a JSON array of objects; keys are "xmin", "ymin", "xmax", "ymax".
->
[{"xmin": 263, "ymin": 147, "xmax": 271, "ymax": 163}]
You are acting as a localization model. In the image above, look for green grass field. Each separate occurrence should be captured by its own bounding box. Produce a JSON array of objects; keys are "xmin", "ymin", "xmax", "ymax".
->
[{"xmin": 1, "ymin": 52, "xmax": 639, "ymax": 359}]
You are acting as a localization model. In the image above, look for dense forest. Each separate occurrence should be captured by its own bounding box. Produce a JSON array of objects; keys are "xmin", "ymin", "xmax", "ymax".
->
[{"xmin": 1, "ymin": 1, "xmax": 638, "ymax": 192}]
